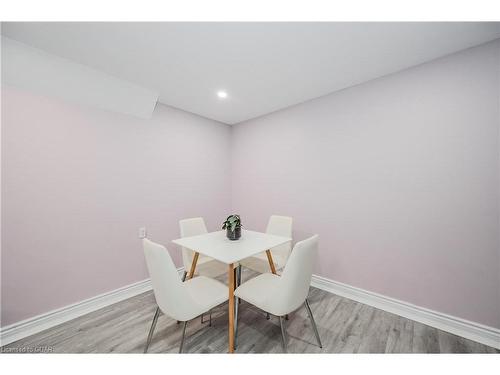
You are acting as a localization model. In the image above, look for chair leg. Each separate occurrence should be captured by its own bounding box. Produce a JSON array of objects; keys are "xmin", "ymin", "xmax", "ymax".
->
[
  {"xmin": 304, "ymin": 299, "xmax": 322, "ymax": 348},
  {"xmin": 237, "ymin": 266, "xmax": 242, "ymax": 304},
  {"xmin": 201, "ymin": 314, "xmax": 204, "ymax": 324},
  {"xmin": 209, "ymin": 309, "xmax": 212, "ymax": 327},
  {"xmin": 266, "ymin": 312, "xmax": 270, "ymax": 320},
  {"xmin": 179, "ymin": 321, "xmax": 188, "ymax": 353},
  {"xmin": 177, "ymin": 272, "xmax": 188, "ymax": 325},
  {"xmin": 236, "ymin": 265, "xmax": 242, "ymax": 287},
  {"xmin": 234, "ymin": 297, "xmax": 239, "ymax": 349},
  {"xmin": 279, "ymin": 316, "xmax": 287, "ymax": 353},
  {"xmin": 144, "ymin": 307, "xmax": 160, "ymax": 353}
]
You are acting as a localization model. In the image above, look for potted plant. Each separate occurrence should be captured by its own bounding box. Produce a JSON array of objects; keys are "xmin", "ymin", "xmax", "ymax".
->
[{"xmin": 222, "ymin": 214, "xmax": 242, "ymax": 240}]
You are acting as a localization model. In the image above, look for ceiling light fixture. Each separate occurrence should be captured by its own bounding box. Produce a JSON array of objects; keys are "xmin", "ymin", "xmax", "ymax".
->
[{"xmin": 217, "ymin": 90, "xmax": 228, "ymax": 99}]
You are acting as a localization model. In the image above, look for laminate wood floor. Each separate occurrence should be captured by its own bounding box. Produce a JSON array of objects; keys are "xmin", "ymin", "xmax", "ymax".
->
[{"xmin": 2, "ymin": 273, "xmax": 498, "ymax": 354}]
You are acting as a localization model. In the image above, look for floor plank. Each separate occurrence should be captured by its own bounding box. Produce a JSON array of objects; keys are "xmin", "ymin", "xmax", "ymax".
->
[
  {"xmin": 385, "ymin": 315, "xmax": 414, "ymax": 353},
  {"xmin": 357, "ymin": 308, "xmax": 394, "ymax": 353},
  {"xmin": 412, "ymin": 321, "xmax": 440, "ymax": 353}
]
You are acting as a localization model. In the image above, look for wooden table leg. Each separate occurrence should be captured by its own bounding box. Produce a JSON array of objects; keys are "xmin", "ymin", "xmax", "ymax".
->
[
  {"xmin": 265, "ymin": 250, "xmax": 277, "ymax": 274},
  {"xmin": 188, "ymin": 252, "xmax": 199, "ymax": 279},
  {"xmin": 228, "ymin": 263, "xmax": 235, "ymax": 353}
]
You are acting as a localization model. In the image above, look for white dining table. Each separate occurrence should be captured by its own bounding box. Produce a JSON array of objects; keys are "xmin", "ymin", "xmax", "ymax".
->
[{"xmin": 172, "ymin": 229, "xmax": 292, "ymax": 353}]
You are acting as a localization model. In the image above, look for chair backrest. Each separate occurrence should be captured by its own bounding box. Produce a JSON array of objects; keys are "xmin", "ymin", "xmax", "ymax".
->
[
  {"xmin": 142, "ymin": 238, "xmax": 196, "ymax": 321},
  {"xmin": 266, "ymin": 215, "xmax": 293, "ymax": 266},
  {"xmin": 271, "ymin": 235, "xmax": 318, "ymax": 315},
  {"xmin": 179, "ymin": 217, "xmax": 208, "ymax": 270}
]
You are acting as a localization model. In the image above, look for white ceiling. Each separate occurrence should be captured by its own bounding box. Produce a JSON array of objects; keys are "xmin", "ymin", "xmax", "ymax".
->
[{"xmin": 2, "ymin": 22, "xmax": 500, "ymax": 124}]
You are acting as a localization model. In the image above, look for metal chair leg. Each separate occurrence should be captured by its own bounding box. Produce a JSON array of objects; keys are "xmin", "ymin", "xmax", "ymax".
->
[
  {"xmin": 266, "ymin": 312, "xmax": 270, "ymax": 320},
  {"xmin": 279, "ymin": 316, "xmax": 287, "ymax": 353},
  {"xmin": 237, "ymin": 266, "xmax": 242, "ymax": 304},
  {"xmin": 201, "ymin": 314, "xmax": 204, "ymax": 324},
  {"xmin": 144, "ymin": 307, "xmax": 160, "ymax": 353},
  {"xmin": 234, "ymin": 297, "xmax": 239, "ymax": 349},
  {"xmin": 236, "ymin": 265, "xmax": 242, "ymax": 287},
  {"xmin": 177, "ymin": 272, "xmax": 188, "ymax": 325},
  {"xmin": 209, "ymin": 310, "xmax": 212, "ymax": 327},
  {"xmin": 179, "ymin": 321, "xmax": 188, "ymax": 353},
  {"xmin": 304, "ymin": 299, "xmax": 322, "ymax": 348}
]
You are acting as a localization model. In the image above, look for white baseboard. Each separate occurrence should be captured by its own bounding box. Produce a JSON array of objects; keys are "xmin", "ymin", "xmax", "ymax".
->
[
  {"xmin": 0, "ymin": 268, "xmax": 185, "ymax": 347},
  {"xmin": 311, "ymin": 274, "xmax": 500, "ymax": 350}
]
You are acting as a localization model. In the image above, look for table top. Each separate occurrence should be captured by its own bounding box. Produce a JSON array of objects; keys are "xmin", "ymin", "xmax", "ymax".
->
[{"xmin": 172, "ymin": 229, "xmax": 292, "ymax": 264}]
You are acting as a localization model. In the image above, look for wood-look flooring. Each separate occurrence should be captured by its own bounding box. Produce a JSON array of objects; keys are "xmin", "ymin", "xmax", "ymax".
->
[{"xmin": 2, "ymin": 273, "xmax": 498, "ymax": 354}]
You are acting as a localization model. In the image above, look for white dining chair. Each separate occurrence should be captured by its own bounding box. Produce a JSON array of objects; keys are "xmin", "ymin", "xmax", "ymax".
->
[
  {"xmin": 180, "ymin": 218, "xmax": 241, "ymax": 292},
  {"xmin": 239, "ymin": 215, "xmax": 293, "ymax": 276},
  {"xmin": 180, "ymin": 217, "xmax": 241, "ymax": 280},
  {"xmin": 179, "ymin": 217, "xmax": 242, "ymax": 325},
  {"xmin": 142, "ymin": 238, "xmax": 228, "ymax": 353},
  {"xmin": 234, "ymin": 235, "xmax": 322, "ymax": 352}
]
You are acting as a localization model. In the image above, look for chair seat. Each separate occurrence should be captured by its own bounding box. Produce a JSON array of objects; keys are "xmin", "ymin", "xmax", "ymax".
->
[
  {"xmin": 190, "ymin": 256, "xmax": 238, "ymax": 279},
  {"xmin": 234, "ymin": 273, "xmax": 285, "ymax": 316},
  {"xmin": 196, "ymin": 254, "xmax": 215, "ymax": 265},
  {"xmin": 182, "ymin": 276, "xmax": 228, "ymax": 321},
  {"xmin": 239, "ymin": 252, "xmax": 284, "ymax": 274}
]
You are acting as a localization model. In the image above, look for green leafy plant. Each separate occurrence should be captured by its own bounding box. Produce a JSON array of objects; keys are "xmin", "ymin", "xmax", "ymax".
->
[{"xmin": 222, "ymin": 214, "xmax": 242, "ymax": 232}]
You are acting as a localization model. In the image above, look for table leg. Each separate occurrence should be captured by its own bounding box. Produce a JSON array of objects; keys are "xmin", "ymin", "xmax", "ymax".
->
[
  {"xmin": 188, "ymin": 252, "xmax": 199, "ymax": 279},
  {"xmin": 228, "ymin": 263, "xmax": 235, "ymax": 353},
  {"xmin": 265, "ymin": 250, "xmax": 277, "ymax": 274}
]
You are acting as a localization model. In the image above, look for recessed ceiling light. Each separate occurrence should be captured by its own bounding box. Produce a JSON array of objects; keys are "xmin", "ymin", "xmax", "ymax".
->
[{"xmin": 217, "ymin": 90, "xmax": 228, "ymax": 99}]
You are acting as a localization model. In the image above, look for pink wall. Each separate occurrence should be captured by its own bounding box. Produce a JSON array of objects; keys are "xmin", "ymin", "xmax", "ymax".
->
[
  {"xmin": 1, "ymin": 86, "xmax": 231, "ymax": 326},
  {"xmin": 231, "ymin": 41, "xmax": 500, "ymax": 328}
]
